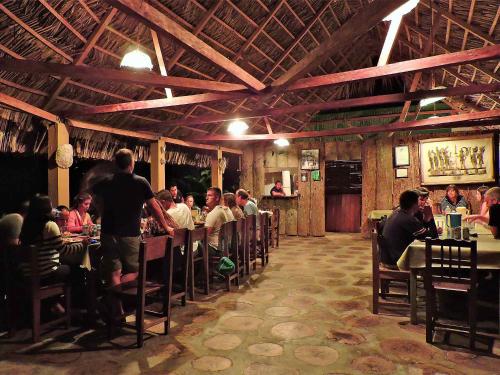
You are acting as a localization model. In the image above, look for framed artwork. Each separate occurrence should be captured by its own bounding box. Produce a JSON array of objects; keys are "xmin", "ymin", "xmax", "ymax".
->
[
  {"xmin": 395, "ymin": 168, "xmax": 408, "ymax": 178},
  {"xmin": 311, "ymin": 170, "xmax": 321, "ymax": 181},
  {"xmin": 419, "ymin": 134, "xmax": 495, "ymax": 185},
  {"xmin": 300, "ymin": 172, "xmax": 308, "ymax": 182},
  {"xmin": 301, "ymin": 149, "xmax": 320, "ymax": 170},
  {"xmin": 394, "ymin": 145, "xmax": 410, "ymax": 167}
]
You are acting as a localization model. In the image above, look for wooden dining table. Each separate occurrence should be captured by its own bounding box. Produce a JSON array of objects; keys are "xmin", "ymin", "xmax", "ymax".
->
[{"xmin": 397, "ymin": 223, "xmax": 500, "ymax": 332}]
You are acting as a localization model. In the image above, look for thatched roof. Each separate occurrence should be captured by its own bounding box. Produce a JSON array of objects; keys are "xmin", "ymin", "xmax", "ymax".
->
[{"xmin": 0, "ymin": 0, "xmax": 498, "ymax": 140}]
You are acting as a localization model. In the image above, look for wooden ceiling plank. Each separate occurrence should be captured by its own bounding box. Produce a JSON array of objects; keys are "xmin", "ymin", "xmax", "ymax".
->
[
  {"xmin": 269, "ymin": 0, "xmax": 407, "ymax": 92},
  {"xmin": 191, "ymin": 110, "xmax": 500, "ymax": 141},
  {"xmin": 149, "ymin": 83, "xmax": 499, "ymax": 128},
  {"xmin": 105, "ymin": 0, "xmax": 265, "ymax": 92},
  {"xmin": 37, "ymin": 0, "xmax": 86, "ymax": 42}
]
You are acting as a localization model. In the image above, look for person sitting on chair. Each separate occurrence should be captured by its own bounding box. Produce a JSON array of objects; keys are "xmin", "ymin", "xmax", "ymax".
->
[
  {"xmin": 466, "ymin": 187, "xmax": 500, "ymax": 238},
  {"xmin": 414, "ymin": 187, "xmax": 440, "ymax": 237},
  {"xmin": 381, "ymin": 190, "xmax": 432, "ymax": 267},
  {"xmin": 204, "ymin": 187, "xmax": 234, "ymax": 255},
  {"xmin": 440, "ymin": 184, "xmax": 468, "ymax": 213}
]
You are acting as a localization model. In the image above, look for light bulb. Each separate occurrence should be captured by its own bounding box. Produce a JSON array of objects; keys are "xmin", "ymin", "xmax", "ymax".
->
[
  {"xmin": 227, "ymin": 120, "xmax": 249, "ymax": 135},
  {"xmin": 273, "ymin": 138, "xmax": 290, "ymax": 147},
  {"xmin": 120, "ymin": 49, "xmax": 153, "ymax": 70}
]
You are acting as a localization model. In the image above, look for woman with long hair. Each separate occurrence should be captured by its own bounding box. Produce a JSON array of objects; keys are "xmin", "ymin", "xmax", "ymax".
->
[
  {"xmin": 440, "ymin": 184, "xmax": 468, "ymax": 213},
  {"xmin": 465, "ymin": 186, "xmax": 490, "ymax": 224},
  {"xmin": 223, "ymin": 192, "xmax": 244, "ymax": 220},
  {"xmin": 67, "ymin": 192, "xmax": 94, "ymax": 233},
  {"xmin": 19, "ymin": 195, "xmax": 76, "ymax": 284}
]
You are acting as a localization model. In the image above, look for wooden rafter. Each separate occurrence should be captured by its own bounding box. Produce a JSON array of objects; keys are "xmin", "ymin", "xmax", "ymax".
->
[
  {"xmin": 0, "ymin": 58, "xmax": 249, "ymax": 93},
  {"xmin": 268, "ymin": 0, "xmax": 407, "ymax": 92},
  {"xmin": 191, "ymin": 110, "xmax": 500, "ymax": 141},
  {"xmin": 144, "ymin": 83, "xmax": 499, "ymax": 129},
  {"xmin": 105, "ymin": 0, "xmax": 265, "ymax": 92}
]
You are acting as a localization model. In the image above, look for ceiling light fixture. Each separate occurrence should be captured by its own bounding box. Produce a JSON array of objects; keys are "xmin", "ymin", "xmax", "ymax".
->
[
  {"xmin": 121, "ymin": 49, "xmax": 153, "ymax": 70},
  {"xmin": 227, "ymin": 120, "xmax": 249, "ymax": 136},
  {"xmin": 419, "ymin": 86, "xmax": 446, "ymax": 107},
  {"xmin": 377, "ymin": 0, "xmax": 419, "ymax": 66},
  {"xmin": 273, "ymin": 138, "xmax": 290, "ymax": 147}
]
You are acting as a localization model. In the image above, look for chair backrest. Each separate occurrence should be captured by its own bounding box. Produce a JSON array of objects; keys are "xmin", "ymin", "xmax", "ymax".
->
[
  {"xmin": 142, "ymin": 235, "xmax": 169, "ymax": 262},
  {"xmin": 219, "ymin": 220, "xmax": 237, "ymax": 253},
  {"xmin": 236, "ymin": 217, "xmax": 246, "ymax": 249},
  {"xmin": 246, "ymin": 214, "xmax": 257, "ymax": 245},
  {"xmin": 424, "ymin": 238, "xmax": 477, "ymax": 285},
  {"xmin": 170, "ymin": 228, "xmax": 190, "ymax": 249},
  {"xmin": 191, "ymin": 226, "xmax": 207, "ymax": 243},
  {"xmin": 272, "ymin": 207, "xmax": 280, "ymax": 229}
]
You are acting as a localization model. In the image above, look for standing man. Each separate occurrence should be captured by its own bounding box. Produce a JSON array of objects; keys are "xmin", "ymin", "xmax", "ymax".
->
[
  {"xmin": 93, "ymin": 149, "xmax": 174, "ymax": 289},
  {"xmin": 169, "ymin": 185, "xmax": 184, "ymax": 204},
  {"xmin": 204, "ymin": 187, "xmax": 234, "ymax": 253},
  {"xmin": 270, "ymin": 180, "xmax": 286, "ymax": 197}
]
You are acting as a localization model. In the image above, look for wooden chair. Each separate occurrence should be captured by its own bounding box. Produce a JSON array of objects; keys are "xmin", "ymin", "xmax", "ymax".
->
[
  {"xmin": 9, "ymin": 245, "xmax": 72, "ymax": 342},
  {"xmin": 257, "ymin": 212, "xmax": 269, "ymax": 267},
  {"xmin": 108, "ymin": 230, "xmax": 189, "ymax": 347},
  {"xmin": 245, "ymin": 214, "xmax": 257, "ymax": 274},
  {"xmin": 270, "ymin": 207, "xmax": 280, "ymax": 248},
  {"xmin": 424, "ymin": 238, "xmax": 478, "ymax": 349},
  {"xmin": 235, "ymin": 217, "xmax": 247, "ymax": 277},
  {"xmin": 211, "ymin": 221, "xmax": 240, "ymax": 291},
  {"xmin": 169, "ymin": 229, "xmax": 191, "ymax": 306},
  {"xmin": 371, "ymin": 230, "xmax": 410, "ymax": 314},
  {"xmin": 189, "ymin": 227, "xmax": 209, "ymax": 299}
]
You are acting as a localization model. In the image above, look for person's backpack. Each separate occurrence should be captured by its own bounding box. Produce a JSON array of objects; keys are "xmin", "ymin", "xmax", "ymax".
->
[{"xmin": 216, "ymin": 256, "xmax": 235, "ymax": 276}]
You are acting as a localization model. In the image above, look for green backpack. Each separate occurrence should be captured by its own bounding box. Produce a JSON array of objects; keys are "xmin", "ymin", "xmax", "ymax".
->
[{"xmin": 216, "ymin": 256, "xmax": 235, "ymax": 276}]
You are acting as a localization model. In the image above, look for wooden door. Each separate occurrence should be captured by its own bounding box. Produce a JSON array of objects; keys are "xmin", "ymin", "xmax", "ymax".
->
[{"xmin": 326, "ymin": 194, "xmax": 361, "ymax": 232}]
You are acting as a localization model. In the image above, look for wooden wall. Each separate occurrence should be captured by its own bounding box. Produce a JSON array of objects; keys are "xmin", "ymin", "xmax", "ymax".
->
[{"xmin": 360, "ymin": 132, "xmax": 498, "ymax": 238}]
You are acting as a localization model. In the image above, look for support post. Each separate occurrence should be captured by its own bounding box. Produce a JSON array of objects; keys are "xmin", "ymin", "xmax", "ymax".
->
[
  {"xmin": 150, "ymin": 138, "xmax": 166, "ymax": 192},
  {"xmin": 47, "ymin": 121, "xmax": 70, "ymax": 207},
  {"xmin": 211, "ymin": 147, "xmax": 223, "ymax": 189}
]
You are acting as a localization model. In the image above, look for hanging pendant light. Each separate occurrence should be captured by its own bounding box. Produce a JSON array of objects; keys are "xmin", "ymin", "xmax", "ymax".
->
[
  {"xmin": 121, "ymin": 49, "xmax": 153, "ymax": 70},
  {"xmin": 273, "ymin": 138, "xmax": 290, "ymax": 147},
  {"xmin": 419, "ymin": 86, "xmax": 446, "ymax": 107},
  {"xmin": 227, "ymin": 120, "xmax": 249, "ymax": 135}
]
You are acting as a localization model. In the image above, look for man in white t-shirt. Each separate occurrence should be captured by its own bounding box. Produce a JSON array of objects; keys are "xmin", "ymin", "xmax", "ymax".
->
[
  {"xmin": 205, "ymin": 187, "xmax": 234, "ymax": 252},
  {"xmin": 156, "ymin": 190, "xmax": 194, "ymax": 230}
]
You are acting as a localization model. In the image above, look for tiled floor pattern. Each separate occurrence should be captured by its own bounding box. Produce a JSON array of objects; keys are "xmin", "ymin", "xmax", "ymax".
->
[{"xmin": 1, "ymin": 233, "xmax": 499, "ymax": 374}]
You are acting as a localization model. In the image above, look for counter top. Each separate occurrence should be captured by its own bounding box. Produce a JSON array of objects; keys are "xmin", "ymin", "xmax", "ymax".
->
[{"xmin": 261, "ymin": 195, "xmax": 299, "ymax": 199}]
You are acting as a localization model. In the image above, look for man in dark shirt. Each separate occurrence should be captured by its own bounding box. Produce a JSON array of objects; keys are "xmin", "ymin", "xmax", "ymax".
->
[
  {"xmin": 485, "ymin": 187, "xmax": 500, "ymax": 238},
  {"xmin": 413, "ymin": 187, "xmax": 440, "ymax": 238},
  {"xmin": 169, "ymin": 185, "xmax": 184, "ymax": 204},
  {"xmin": 270, "ymin": 180, "xmax": 286, "ymax": 197},
  {"xmin": 381, "ymin": 190, "xmax": 431, "ymax": 266},
  {"xmin": 93, "ymin": 148, "xmax": 173, "ymax": 288}
]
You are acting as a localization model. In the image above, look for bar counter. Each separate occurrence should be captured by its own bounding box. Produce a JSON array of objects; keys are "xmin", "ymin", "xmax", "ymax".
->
[{"xmin": 259, "ymin": 195, "xmax": 299, "ymax": 235}]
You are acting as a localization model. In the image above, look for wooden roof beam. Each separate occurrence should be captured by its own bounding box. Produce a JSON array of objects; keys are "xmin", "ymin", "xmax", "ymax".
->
[
  {"xmin": 148, "ymin": 83, "xmax": 499, "ymax": 128},
  {"xmin": 105, "ymin": 0, "xmax": 265, "ymax": 92},
  {"xmin": 268, "ymin": 0, "xmax": 407, "ymax": 93},
  {"xmin": 0, "ymin": 58, "xmax": 249, "ymax": 93},
  {"xmin": 191, "ymin": 110, "xmax": 500, "ymax": 141}
]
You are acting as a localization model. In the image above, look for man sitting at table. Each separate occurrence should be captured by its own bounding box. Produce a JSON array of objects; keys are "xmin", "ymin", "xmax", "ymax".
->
[
  {"xmin": 205, "ymin": 187, "xmax": 234, "ymax": 254},
  {"xmin": 381, "ymin": 190, "xmax": 432, "ymax": 267},
  {"xmin": 93, "ymin": 149, "xmax": 174, "ymax": 304},
  {"xmin": 169, "ymin": 185, "xmax": 184, "ymax": 204},
  {"xmin": 156, "ymin": 190, "xmax": 194, "ymax": 230},
  {"xmin": 270, "ymin": 180, "xmax": 286, "ymax": 197},
  {"xmin": 466, "ymin": 187, "xmax": 500, "ymax": 238},
  {"xmin": 414, "ymin": 187, "xmax": 440, "ymax": 238}
]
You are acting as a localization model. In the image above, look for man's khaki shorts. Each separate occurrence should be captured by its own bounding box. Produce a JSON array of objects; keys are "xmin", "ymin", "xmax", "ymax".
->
[{"xmin": 101, "ymin": 234, "xmax": 141, "ymax": 274}]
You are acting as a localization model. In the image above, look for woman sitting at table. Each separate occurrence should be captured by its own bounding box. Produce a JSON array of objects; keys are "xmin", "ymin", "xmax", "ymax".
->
[
  {"xmin": 440, "ymin": 184, "xmax": 468, "ymax": 213},
  {"xmin": 19, "ymin": 195, "xmax": 84, "ymax": 284},
  {"xmin": 465, "ymin": 186, "xmax": 490, "ymax": 225},
  {"xmin": 67, "ymin": 193, "xmax": 94, "ymax": 233},
  {"xmin": 223, "ymin": 192, "xmax": 244, "ymax": 220}
]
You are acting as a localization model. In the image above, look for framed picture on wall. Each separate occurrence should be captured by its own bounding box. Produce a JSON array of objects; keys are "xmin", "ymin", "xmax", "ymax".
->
[
  {"xmin": 394, "ymin": 145, "xmax": 410, "ymax": 167},
  {"xmin": 300, "ymin": 172, "xmax": 308, "ymax": 182},
  {"xmin": 301, "ymin": 149, "xmax": 319, "ymax": 170},
  {"xmin": 419, "ymin": 134, "xmax": 495, "ymax": 185},
  {"xmin": 395, "ymin": 168, "xmax": 408, "ymax": 178},
  {"xmin": 311, "ymin": 170, "xmax": 321, "ymax": 181}
]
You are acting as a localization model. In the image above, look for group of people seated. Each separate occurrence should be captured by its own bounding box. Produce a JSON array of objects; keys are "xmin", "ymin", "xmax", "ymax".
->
[
  {"xmin": 0, "ymin": 148, "xmax": 265, "ymax": 322},
  {"xmin": 379, "ymin": 185, "xmax": 500, "ymax": 268}
]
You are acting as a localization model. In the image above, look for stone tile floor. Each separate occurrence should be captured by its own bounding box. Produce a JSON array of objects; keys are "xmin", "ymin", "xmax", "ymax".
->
[{"xmin": 1, "ymin": 233, "xmax": 499, "ymax": 374}]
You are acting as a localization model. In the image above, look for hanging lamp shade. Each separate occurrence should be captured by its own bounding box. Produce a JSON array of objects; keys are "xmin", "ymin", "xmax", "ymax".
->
[
  {"xmin": 419, "ymin": 86, "xmax": 446, "ymax": 107},
  {"xmin": 227, "ymin": 120, "xmax": 249, "ymax": 135},
  {"xmin": 273, "ymin": 138, "xmax": 290, "ymax": 147},
  {"xmin": 120, "ymin": 49, "xmax": 153, "ymax": 70}
]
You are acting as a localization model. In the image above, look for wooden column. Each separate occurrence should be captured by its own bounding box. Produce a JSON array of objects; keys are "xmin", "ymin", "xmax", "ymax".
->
[
  {"xmin": 253, "ymin": 143, "xmax": 265, "ymax": 199},
  {"xmin": 211, "ymin": 147, "xmax": 223, "ymax": 189},
  {"xmin": 361, "ymin": 139, "xmax": 377, "ymax": 238},
  {"xmin": 310, "ymin": 142, "xmax": 325, "ymax": 236},
  {"xmin": 240, "ymin": 146, "xmax": 254, "ymax": 192},
  {"xmin": 150, "ymin": 139, "xmax": 165, "ymax": 192},
  {"xmin": 375, "ymin": 137, "xmax": 394, "ymax": 209},
  {"xmin": 48, "ymin": 121, "xmax": 70, "ymax": 207}
]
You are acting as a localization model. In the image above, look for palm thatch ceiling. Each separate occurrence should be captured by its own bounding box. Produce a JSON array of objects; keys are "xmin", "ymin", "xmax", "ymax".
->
[{"xmin": 0, "ymin": 0, "xmax": 498, "ymax": 141}]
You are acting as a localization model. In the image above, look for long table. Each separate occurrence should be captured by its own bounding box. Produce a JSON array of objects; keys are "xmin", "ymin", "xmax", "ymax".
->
[{"xmin": 397, "ymin": 224, "xmax": 500, "ymax": 330}]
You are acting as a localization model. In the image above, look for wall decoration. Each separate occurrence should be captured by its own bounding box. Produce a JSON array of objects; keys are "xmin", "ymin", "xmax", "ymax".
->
[
  {"xmin": 419, "ymin": 134, "xmax": 495, "ymax": 185},
  {"xmin": 395, "ymin": 168, "xmax": 408, "ymax": 178},
  {"xmin": 300, "ymin": 172, "xmax": 308, "ymax": 182},
  {"xmin": 311, "ymin": 170, "xmax": 321, "ymax": 181},
  {"xmin": 393, "ymin": 145, "xmax": 410, "ymax": 167},
  {"xmin": 301, "ymin": 149, "xmax": 319, "ymax": 170}
]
